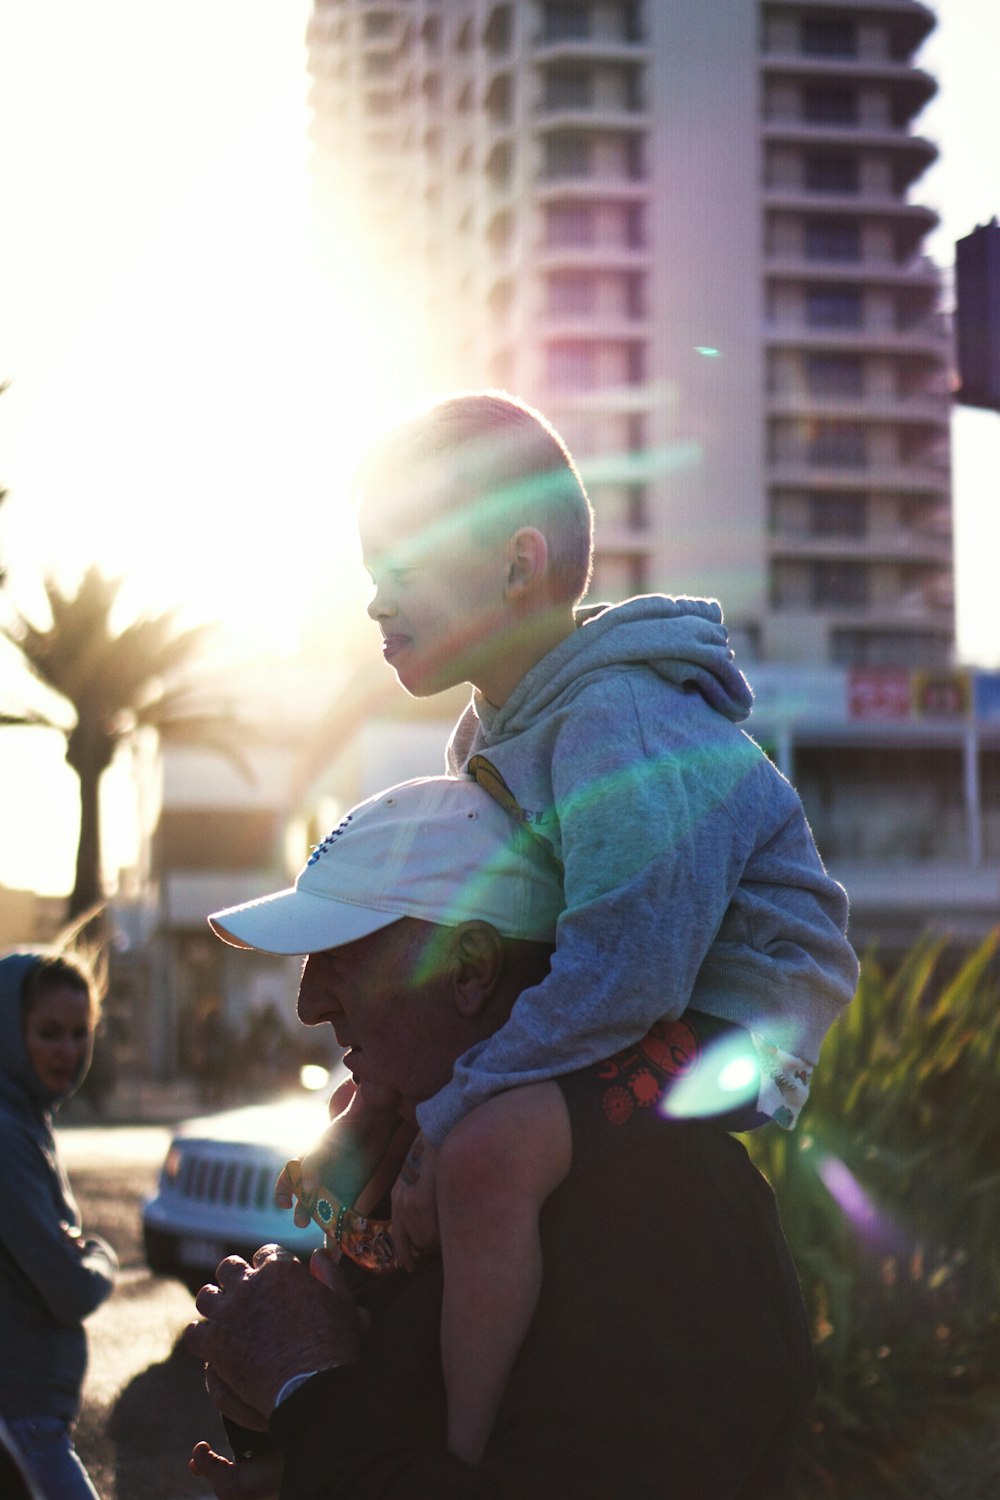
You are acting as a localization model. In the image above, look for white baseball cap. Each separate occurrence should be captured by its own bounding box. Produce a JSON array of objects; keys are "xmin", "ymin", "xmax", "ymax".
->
[{"xmin": 208, "ymin": 776, "xmax": 563, "ymax": 955}]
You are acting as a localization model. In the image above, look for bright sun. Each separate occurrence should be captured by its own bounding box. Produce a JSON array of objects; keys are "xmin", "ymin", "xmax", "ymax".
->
[
  {"xmin": 4, "ymin": 88, "xmax": 433, "ymax": 657},
  {"xmin": 0, "ymin": 22, "xmax": 440, "ymax": 897}
]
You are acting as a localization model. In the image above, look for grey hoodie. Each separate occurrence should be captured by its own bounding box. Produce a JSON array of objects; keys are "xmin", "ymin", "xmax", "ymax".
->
[
  {"xmin": 0, "ymin": 953, "xmax": 117, "ymax": 1423},
  {"xmin": 416, "ymin": 595, "xmax": 859, "ymax": 1145}
]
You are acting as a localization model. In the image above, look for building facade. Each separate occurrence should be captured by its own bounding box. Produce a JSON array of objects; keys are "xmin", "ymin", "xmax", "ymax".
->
[{"xmin": 306, "ymin": 0, "xmax": 952, "ymax": 669}]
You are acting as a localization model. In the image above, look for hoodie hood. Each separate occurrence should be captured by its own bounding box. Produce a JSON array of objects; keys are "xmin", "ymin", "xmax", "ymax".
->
[
  {"xmin": 481, "ymin": 594, "xmax": 753, "ymax": 738},
  {"xmin": 0, "ymin": 951, "xmax": 88, "ymax": 1114}
]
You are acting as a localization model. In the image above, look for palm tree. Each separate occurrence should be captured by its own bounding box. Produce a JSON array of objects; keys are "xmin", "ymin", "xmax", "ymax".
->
[{"xmin": 2, "ymin": 567, "xmax": 247, "ymax": 919}]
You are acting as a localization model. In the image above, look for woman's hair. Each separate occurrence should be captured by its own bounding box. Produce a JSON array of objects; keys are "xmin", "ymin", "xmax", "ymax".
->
[{"xmin": 21, "ymin": 943, "xmax": 104, "ymax": 1024}]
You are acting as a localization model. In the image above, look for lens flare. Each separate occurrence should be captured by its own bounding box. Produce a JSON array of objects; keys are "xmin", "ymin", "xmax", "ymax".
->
[{"xmin": 661, "ymin": 1033, "xmax": 759, "ymax": 1120}]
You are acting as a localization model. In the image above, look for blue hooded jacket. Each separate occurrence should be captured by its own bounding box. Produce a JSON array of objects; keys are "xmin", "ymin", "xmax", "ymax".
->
[
  {"xmin": 418, "ymin": 594, "xmax": 860, "ymax": 1144},
  {"xmin": 0, "ymin": 952, "xmax": 117, "ymax": 1422}
]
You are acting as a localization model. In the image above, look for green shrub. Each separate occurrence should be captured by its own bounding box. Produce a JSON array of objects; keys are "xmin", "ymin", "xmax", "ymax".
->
[{"xmin": 744, "ymin": 930, "xmax": 1000, "ymax": 1496}]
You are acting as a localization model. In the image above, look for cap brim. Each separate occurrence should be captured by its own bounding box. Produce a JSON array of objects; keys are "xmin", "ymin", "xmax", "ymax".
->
[{"xmin": 208, "ymin": 886, "xmax": 403, "ymax": 955}]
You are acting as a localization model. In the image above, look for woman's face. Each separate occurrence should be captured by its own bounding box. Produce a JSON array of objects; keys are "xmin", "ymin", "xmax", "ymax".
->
[{"xmin": 24, "ymin": 984, "xmax": 94, "ymax": 1094}]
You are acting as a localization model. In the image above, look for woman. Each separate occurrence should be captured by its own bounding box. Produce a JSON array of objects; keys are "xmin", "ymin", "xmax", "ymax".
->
[{"xmin": 0, "ymin": 947, "xmax": 118, "ymax": 1500}]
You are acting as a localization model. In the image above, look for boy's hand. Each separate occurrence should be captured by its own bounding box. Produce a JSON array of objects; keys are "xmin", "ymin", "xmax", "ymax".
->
[
  {"xmin": 390, "ymin": 1132, "xmax": 439, "ymax": 1272},
  {"xmin": 275, "ymin": 1080, "xmax": 404, "ymax": 1226}
]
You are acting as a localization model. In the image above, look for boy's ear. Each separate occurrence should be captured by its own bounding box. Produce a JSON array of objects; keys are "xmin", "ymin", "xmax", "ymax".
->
[
  {"xmin": 450, "ymin": 922, "xmax": 504, "ymax": 1017},
  {"xmin": 504, "ymin": 528, "xmax": 548, "ymax": 598}
]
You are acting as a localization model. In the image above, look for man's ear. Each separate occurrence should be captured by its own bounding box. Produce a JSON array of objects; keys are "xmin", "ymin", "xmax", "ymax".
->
[
  {"xmin": 504, "ymin": 527, "xmax": 548, "ymax": 599},
  {"xmin": 450, "ymin": 921, "xmax": 504, "ymax": 1017}
]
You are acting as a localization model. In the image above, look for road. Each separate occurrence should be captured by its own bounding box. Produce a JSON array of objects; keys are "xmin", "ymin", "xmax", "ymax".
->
[{"xmin": 56, "ymin": 1124, "xmax": 229, "ymax": 1500}]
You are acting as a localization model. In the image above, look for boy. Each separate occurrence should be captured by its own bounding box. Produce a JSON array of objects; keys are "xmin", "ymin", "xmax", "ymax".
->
[{"xmin": 284, "ymin": 391, "xmax": 859, "ymax": 1463}]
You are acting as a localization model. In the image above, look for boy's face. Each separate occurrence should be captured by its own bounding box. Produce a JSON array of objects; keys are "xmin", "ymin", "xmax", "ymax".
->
[{"xmin": 359, "ymin": 489, "xmax": 509, "ymax": 698}]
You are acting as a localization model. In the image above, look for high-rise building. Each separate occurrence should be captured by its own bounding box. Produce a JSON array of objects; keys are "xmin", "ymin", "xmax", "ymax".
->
[{"xmin": 306, "ymin": 0, "xmax": 952, "ymax": 670}]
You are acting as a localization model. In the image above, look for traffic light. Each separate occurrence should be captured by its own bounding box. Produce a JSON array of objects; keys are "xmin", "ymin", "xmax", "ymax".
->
[{"xmin": 955, "ymin": 219, "xmax": 1000, "ymax": 413}]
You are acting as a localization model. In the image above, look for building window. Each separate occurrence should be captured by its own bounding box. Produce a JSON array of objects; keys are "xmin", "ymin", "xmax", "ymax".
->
[
  {"xmin": 809, "ymin": 492, "xmax": 868, "ymax": 537},
  {"xmin": 813, "ymin": 561, "xmax": 868, "ymax": 607},
  {"xmin": 624, "ymin": 202, "xmax": 646, "ymax": 248},
  {"xmin": 801, "ymin": 18, "xmax": 857, "ymax": 58},
  {"xmin": 544, "ymin": 67, "xmax": 592, "ymax": 110},
  {"xmin": 546, "ymin": 270, "xmax": 595, "ymax": 314},
  {"xmin": 485, "ymin": 140, "xmax": 512, "ymax": 185},
  {"xmin": 809, "ymin": 422, "xmax": 867, "ymax": 467},
  {"xmin": 363, "ymin": 11, "xmax": 395, "ymax": 39},
  {"xmin": 831, "ymin": 630, "xmax": 951, "ymax": 667},
  {"xmin": 806, "ymin": 286, "xmax": 863, "ymax": 329},
  {"xmin": 806, "ymin": 353, "xmax": 864, "ymax": 396},
  {"xmin": 804, "ymin": 153, "xmax": 859, "ymax": 194},
  {"xmin": 364, "ymin": 91, "xmax": 396, "ymax": 118},
  {"xmin": 805, "ymin": 219, "xmax": 861, "ymax": 262},
  {"xmin": 547, "ymin": 339, "xmax": 597, "ymax": 389},
  {"xmin": 590, "ymin": 551, "xmax": 648, "ymax": 601},
  {"xmin": 545, "ymin": 202, "xmax": 594, "ymax": 246},
  {"xmin": 802, "ymin": 85, "xmax": 858, "ymax": 126},
  {"xmin": 542, "ymin": 3, "xmax": 590, "ymax": 42},
  {"xmin": 484, "ymin": 5, "xmax": 512, "ymax": 54},
  {"xmin": 625, "ymin": 341, "xmax": 646, "ymax": 384},
  {"xmin": 625, "ymin": 272, "xmax": 646, "ymax": 318},
  {"xmin": 362, "ymin": 53, "xmax": 394, "ymax": 79},
  {"xmin": 624, "ymin": 133, "xmax": 645, "ymax": 180},
  {"xmin": 543, "ymin": 131, "xmax": 591, "ymax": 178}
]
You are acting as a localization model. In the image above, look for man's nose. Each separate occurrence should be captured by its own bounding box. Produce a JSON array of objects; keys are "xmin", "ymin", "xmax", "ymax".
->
[{"xmin": 297, "ymin": 957, "xmax": 334, "ymax": 1027}]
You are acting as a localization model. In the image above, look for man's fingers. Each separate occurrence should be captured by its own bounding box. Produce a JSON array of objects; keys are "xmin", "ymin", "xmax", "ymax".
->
[
  {"xmin": 252, "ymin": 1244, "xmax": 297, "ymax": 1269},
  {"xmin": 216, "ymin": 1254, "xmax": 253, "ymax": 1288},
  {"xmin": 192, "ymin": 1281, "xmax": 223, "ymax": 1317},
  {"xmin": 204, "ymin": 1365, "xmax": 269, "ymax": 1431}
]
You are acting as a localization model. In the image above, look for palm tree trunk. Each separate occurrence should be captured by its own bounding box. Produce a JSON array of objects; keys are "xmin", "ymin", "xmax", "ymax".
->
[{"xmin": 66, "ymin": 722, "xmax": 113, "ymax": 920}]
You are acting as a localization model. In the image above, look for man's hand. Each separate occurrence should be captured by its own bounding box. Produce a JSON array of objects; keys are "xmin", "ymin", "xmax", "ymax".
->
[
  {"xmin": 182, "ymin": 1245, "xmax": 363, "ymax": 1421},
  {"xmin": 390, "ymin": 1132, "xmax": 440, "ymax": 1272}
]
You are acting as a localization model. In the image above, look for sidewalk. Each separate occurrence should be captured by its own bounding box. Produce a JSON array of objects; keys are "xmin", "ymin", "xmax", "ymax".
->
[{"xmin": 59, "ymin": 1077, "xmax": 210, "ymax": 1127}]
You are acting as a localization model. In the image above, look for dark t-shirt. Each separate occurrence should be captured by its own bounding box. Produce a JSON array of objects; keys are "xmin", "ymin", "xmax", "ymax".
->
[{"xmin": 271, "ymin": 1059, "xmax": 815, "ymax": 1499}]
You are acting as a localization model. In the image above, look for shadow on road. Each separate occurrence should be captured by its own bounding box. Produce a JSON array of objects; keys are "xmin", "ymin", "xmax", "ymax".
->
[{"xmin": 80, "ymin": 1332, "xmax": 229, "ymax": 1500}]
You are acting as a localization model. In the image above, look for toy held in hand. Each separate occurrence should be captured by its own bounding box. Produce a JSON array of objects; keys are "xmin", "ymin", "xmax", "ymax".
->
[{"xmin": 284, "ymin": 1158, "xmax": 401, "ymax": 1275}]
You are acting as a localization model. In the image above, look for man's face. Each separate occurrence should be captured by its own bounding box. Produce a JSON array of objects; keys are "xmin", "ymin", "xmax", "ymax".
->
[
  {"xmin": 359, "ymin": 489, "xmax": 508, "ymax": 698},
  {"xmin": 296, "ymin": 920, "xmax": 464, "ymax": 1112}
]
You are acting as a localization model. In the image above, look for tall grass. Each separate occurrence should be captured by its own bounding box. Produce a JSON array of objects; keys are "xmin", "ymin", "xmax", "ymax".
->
[{"xmin": 745, "ymin": 930, "xmax": 1000, "ymax": 1496}]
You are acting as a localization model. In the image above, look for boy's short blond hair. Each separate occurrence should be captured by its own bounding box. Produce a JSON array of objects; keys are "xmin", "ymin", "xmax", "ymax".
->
[{"xmin": 357, "ymin": 391, "xmax": 594, "ymax": 604}]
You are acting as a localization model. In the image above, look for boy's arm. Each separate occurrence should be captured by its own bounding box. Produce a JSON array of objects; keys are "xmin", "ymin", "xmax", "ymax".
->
[{"xmin": 419, "ymin": 684, "xmax": 856, "ymax": 1147}]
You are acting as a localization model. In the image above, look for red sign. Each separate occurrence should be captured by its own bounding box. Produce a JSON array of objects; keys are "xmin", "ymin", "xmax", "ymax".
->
[{"xmin": 848, "ymin": 669, "xmax": 912, "ymax": 720}]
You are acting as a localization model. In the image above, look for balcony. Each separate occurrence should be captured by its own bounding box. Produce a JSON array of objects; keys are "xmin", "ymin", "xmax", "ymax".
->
[
  {"xmin": 533, "ymin": 174, "xmax": 648, "ymax": 204},
  {"xmin": 761, "ymin": 122, "xmax": 938, "ymax": 179},
  {"xmin": 535, "ymin": 241, "xmax": 652, "ymax": 273},
  {"xmin": 762, "ymin": 185, "xmax": 939, "ymax": 231},
  {"xmin": 529, "ymin": 37, "xmax": 650, "ymax": 67},
  {"xmin": 766, "ymin": 457, "xmax": 951, "ymax": 495},
  {"xmin": 761, "ymin": 0, "xmax": 936, "ymax": 56},
  {"xmin": 538, "ymin": 311, "xmax": 652, "ymax": 343},
  {"xmin": 763, "ymin": 251, "xmax": 942, "ymax": 289},
  {"xmin": 764, "ymin": 313, "xmax": 951, "ymax": 357},
  {"xmin": 766, "ymin": 388, "xmax": 951, "ymax": 425},
  {"xmin": 534, "ymin": 102, "xmax": 650, "ymax": 133},
  {"xmin": 768, "ymin": 527, "xmax": 953, "ymax": 566},
  {"xmin": 759, "ymin": 53, "xmax": 936, "ymax": 121}
]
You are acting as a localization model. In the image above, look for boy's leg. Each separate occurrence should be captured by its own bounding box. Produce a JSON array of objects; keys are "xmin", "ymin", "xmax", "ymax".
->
[{"xmin": 436, "ymin": 1081, "xmax": 572, "ymax": 1465}]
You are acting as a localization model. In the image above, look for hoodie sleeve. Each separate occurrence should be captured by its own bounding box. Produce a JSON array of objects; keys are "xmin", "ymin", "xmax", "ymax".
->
[
  {"xmin": 417, "ymin": 676, "xmax": 768, "ymax": 1144},
  {"xmin": 0, "ymin": 1119, "xmax": 118, "ymax": 1325}
]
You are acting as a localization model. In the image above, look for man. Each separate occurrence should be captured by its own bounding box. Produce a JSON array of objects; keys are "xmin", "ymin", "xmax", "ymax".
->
[{"xmin": 185, "ymin": 777, "xmax": 816, "ymax": 1499}]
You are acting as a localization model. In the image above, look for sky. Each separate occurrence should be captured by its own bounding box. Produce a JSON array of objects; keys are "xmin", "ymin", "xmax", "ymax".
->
[{"xmin": 0, "ymin": 0, "xmax": 998, "ymax": 897}]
